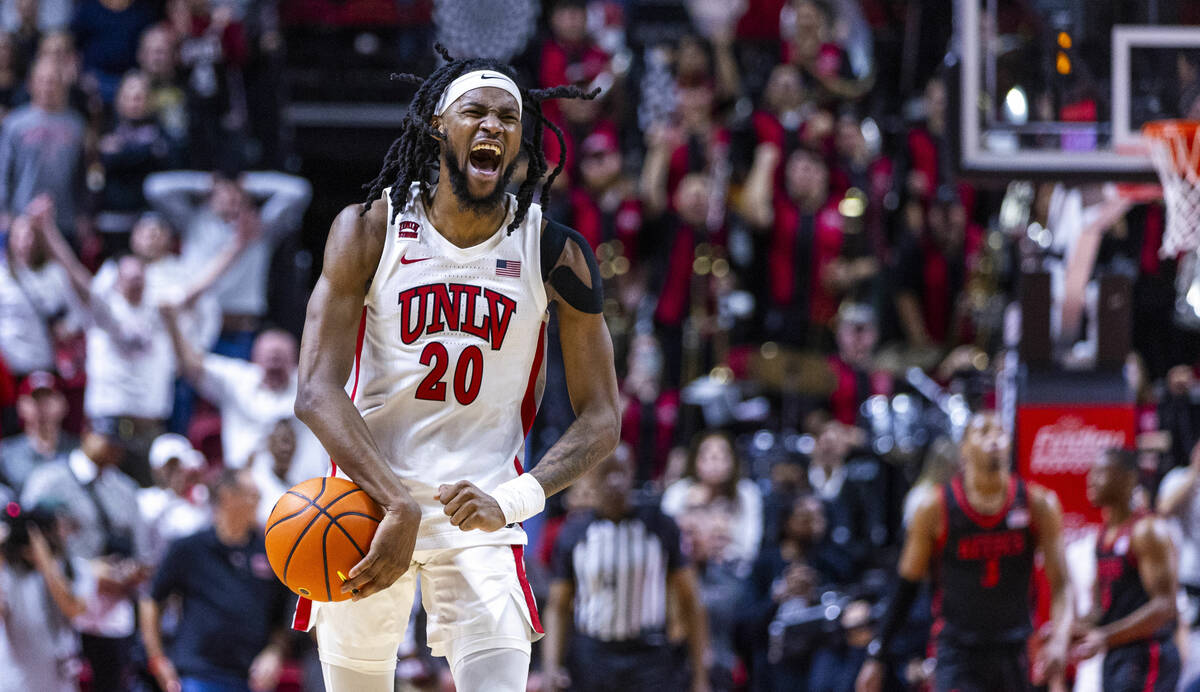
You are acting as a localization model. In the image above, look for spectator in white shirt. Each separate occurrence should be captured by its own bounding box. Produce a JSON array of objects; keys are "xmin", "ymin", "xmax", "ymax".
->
[
  {"xmin": 0, "ymin": 210, "xmax": 73, "ymax": 378},
  {"xmin": 662, "ymin": 430, "xmax": 764, "ymax": 566},
  {"xmin": 93, "ymin": 212, "xmax": 225, "ymax": 354},
  {"xmin": 1157, "ymin": 438, "xmax": 1200, "ymax": 690},
  {"xmin": 32, "ymin": 195, "xmax": 173, "ymax": 485},
  {"xmin": 249, "ymin": 417, "xmax": 298, "ymax": 527},
  {"xmin": 95, "ymin": 211, "xmax": 228, "ymax": 433},
  {"xmin": 143, "ymin": 169, "xmax": 311, "ymax": 358},
  {"xmin": 139, "ymin": 432, "xmax": 209, "ymax": 562},
  {"xmin": 161, "ymin": 305, "xmax": 327, "ymax": 478},
  {"xmin": 33, "ymin": 195, "xmax": 249, "ymax": 484}
]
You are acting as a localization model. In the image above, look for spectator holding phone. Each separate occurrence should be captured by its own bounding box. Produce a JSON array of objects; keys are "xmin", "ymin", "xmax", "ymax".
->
[
  {"xmin": 21, "ymin": 417, "xmax": 151, "ymax": 692},
  {"xmin": 0, "ymin": 502, "xmax": 91, "ymax": 692}
]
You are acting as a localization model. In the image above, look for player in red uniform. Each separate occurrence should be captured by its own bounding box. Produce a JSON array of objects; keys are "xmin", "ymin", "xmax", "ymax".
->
[
  {"xmin": 1072, "ymin": 448, "xmax": 1180, "ymax": 692},
  {"xmin": 856, "ymin": 412, "xmax": 1074, "ymax": 692}
]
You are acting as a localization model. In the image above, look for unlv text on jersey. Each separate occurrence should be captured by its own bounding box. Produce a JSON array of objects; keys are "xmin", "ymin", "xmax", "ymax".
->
[{"xmin": 398, "ymin": 283, "xmax": 518, "ymax": 350}]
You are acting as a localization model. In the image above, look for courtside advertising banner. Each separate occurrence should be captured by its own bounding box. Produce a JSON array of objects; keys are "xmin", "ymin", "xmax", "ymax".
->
[
  {"xmin": 1016, "ymin": 403, "xmax": 1134, "ymax": 686},
  {"xmin": 1016, "ymin": 404, "xmax": 1136, "ymax": 535}
]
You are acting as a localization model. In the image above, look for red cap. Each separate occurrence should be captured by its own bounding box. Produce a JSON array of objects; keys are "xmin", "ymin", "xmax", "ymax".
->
[
  {"xmin": 582, "ymin": 129, "xmax": 619, "ymax": 157},
  {"xmin": 18, "ymin": 371, "xmax": 60, "ymax": 397},
  {"xmin": 565, "ymin": 54, "xmax": 608, "ymax": 87}
]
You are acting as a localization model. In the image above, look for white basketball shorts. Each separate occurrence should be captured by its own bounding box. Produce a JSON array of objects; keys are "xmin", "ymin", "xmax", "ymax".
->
[{"xmin": 299, "ymin": 544, "xmax": 544, "ymax": 673}]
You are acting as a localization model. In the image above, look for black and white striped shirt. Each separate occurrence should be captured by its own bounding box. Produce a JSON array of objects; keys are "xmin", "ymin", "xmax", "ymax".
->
[{"xmin": 553, "ymin": 505, "xmax": 687, "ymax": 643}]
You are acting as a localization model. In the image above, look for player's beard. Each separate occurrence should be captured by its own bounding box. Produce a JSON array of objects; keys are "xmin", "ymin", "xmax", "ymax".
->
[{"xmin": 441, "ymin": 141, "xmax": 518, "ymax": 216}]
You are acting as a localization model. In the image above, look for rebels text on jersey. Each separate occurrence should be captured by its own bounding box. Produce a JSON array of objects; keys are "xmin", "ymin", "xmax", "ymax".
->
[{"xmin": 932, "ymin": 475, "xmax": 1037, "ymax": 648}]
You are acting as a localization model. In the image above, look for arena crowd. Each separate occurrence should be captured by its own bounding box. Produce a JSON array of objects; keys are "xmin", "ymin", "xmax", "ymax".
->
[{"xmin": 0, "ymin": 0, "xmax": 1199, "ymax": 691}]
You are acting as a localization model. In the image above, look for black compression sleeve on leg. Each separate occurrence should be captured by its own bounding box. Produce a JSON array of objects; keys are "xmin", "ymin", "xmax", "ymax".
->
[
  {"xmin": 541, "ymin": 219, "xmax": 603, "ymax": 314},
  {"xmin": 869, "ymin": 577, "xmax": 921, "ymax": 659}
]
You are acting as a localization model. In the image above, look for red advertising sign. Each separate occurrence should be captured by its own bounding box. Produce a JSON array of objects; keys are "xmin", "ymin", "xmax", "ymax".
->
[
  {"xmin": 1016, "ymin": 404, "xmax": 1136, "ymax": 535},
  {"xmin": 1017, "ymin": 403, "xmax": 1135, "ymax": 656}
]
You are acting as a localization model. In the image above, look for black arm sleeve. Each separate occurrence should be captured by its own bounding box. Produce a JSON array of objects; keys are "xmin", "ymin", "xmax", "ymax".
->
[
  {"xmin": 540, "ymin": 218, "xmax": 603, "ymax": 314},
  {"xmin": 870, "ymin": 576, "xmax": 921, "ymax": 658}
]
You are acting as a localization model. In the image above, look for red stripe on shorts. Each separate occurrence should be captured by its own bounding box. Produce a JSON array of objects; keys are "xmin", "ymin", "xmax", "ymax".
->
[
  {"xmin": 1143, "ymin": 641, "xmax": 1160, "ymax": 692},
  {"xmin": 292, "ymin": 595, "xmax": 313, "ymax": 631},
  {"xmin": 512, "ymin": 545, "xmax": 544, "ymax": 634},
  {"xmin": 294, "ymin": 306, "xmax": 368, "ymax": 631}
]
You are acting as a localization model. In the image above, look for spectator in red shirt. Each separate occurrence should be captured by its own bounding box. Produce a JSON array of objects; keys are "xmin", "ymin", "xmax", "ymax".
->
[
  {"xmin": 785, "ymin": 0, "xmax": 836, "ymax": 68},
  {"xmin": 640, "ymin": 70, "xmax": 731, "ymax": 215},
  {"xmin": 753, "ymin": 63, "xmax": 806, "ymax": 151},
  {"xmin": 543, "ymin": 71, "xmax": 616, "ymax": 192},
  {"xmin": 540, "ymin": 0, "xmax": 609, "ymax": 101},
  {"xmin": 736, "ymin": 0, "xmax": 788, "ymax": 42},
  {"xmin": 540, "ymin": 0, "xmax": 609, "ymax": 134},
  {"xmin": 833, "ymin": 110, "xmax": 893, "ymax": 261},
  {"xmin": 670, "ymin": 78, "xmax": 730, "ymax": 191},
  {"xmin": 619, "ymin": 333, "xmax": 679, "ymax": 482},
  {"xmin": 538, "ymin": 0, "xmax": 612, "ymax": 180},
  {"xmin": 649, "ymin": 173, "xmax": 725, "ymax": 387},
  {"xmin": 748, "ymin": 63, "xmax": 834, "ymax": 195},
  {"xmin": 894, "ymin": 185, "xmax": 983, "ymax": 348},
  {"xmin": 827, "ymin": 302, "xmax": 891, "ymax": 426},
  {"xmin": 564, "ymin": 128, "xmax": 642, "ymax": 262},
  {"xmin": 905, "ymin": 76, "xmax": 945, "ymax": 204},
  {"xmin": 783, "ymin": 0, "xmax": 866, "ymax": 104},
  {"xmin": 904, "ymin": 76, "xmax": 975, "ymax": 215},
  {"xmin": 675, "ymin": 33, "xmax": 740, "ymax": 105},
  {"xmin": 832, "ymin": 111, "xmax": 890, "ymax": 200},
  {"xmin": 744, "ymin": 146, "xmax": 861, "ymax": 346}
]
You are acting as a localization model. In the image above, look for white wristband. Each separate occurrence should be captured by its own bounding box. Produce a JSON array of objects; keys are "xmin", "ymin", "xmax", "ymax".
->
[{"xmin": 492, "ymin": 474, "xmax": 545, "ymax": 525}]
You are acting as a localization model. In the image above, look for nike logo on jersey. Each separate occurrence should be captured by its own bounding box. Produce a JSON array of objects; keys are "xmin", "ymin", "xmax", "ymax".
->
[{"xmin": 400, "ymin": 250, "xmax": 432, "ymax": 265}]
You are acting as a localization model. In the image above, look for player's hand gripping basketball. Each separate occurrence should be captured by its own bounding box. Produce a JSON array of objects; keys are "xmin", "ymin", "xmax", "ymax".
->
[
  {"xmin": 437, "ymin": 480, "xmax": 507, "ymax": 532},
  {"xmin": 340, "ymin": 499, "xmax": 421, "ymax": 601}
]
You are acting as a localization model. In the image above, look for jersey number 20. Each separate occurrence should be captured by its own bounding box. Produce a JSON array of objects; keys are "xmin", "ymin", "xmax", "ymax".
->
[{"xmin": 416, "ymin": 343, "xmax": 483, "ymax": 405}]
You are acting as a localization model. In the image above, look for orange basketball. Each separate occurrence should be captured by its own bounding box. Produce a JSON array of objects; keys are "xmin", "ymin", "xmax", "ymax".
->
[{"xmin": 264, "ymin": 477, "xmax": 384, "ymax": 602}]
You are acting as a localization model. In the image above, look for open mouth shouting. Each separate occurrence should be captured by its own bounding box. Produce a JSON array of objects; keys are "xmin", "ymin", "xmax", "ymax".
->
[{"xmin": 468, "ymin": 140, "xmax": 504, "ymax": 180}]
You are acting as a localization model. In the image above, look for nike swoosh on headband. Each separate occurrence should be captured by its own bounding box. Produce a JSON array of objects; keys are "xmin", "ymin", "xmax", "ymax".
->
[{"xmin": 435, "ymin": 70, "xmax": 523, "ymax": 118}]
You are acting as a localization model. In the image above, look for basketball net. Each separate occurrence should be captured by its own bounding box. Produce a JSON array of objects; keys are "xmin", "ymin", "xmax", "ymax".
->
[{"xmin": 1143, "ymin": 120, "xmax": 1200, "ymax": 257}]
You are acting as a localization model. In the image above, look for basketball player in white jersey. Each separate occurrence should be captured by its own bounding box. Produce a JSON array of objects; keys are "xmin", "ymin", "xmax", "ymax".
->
[{"xmin": 292, "ymin": 47, "xmax": 620, "ymax": 692}]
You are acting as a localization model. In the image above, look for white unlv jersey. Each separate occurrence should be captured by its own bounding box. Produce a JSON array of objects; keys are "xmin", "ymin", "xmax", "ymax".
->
[{"xmin": 341, "ymin": 184, "xmax": 548, "ymax": 550}]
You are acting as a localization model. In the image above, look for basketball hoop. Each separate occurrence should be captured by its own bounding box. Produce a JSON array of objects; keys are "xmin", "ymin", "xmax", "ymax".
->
[{"xmin": 1142, "ymin": 120, "xmax": 1200, "ymax": 257}]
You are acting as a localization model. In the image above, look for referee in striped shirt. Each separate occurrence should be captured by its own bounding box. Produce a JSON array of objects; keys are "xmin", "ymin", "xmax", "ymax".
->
[{"xmin": 542, "ymin": 444, "xmax": 712, "ymax": 692}]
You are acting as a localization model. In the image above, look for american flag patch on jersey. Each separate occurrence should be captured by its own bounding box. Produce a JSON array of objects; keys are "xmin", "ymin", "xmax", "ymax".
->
[{"xmin": 495, "ymin": 259, "xmax": 521, "ymax": 277}]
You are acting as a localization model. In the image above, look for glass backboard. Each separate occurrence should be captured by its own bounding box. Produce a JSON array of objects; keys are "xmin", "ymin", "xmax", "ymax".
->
[{"xmin": 957, "ymin": 0, "xmax": 1200, "ymax": 180}]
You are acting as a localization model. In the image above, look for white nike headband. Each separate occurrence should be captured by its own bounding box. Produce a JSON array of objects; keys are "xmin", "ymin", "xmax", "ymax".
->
[{"xmin": 435, "ymin": 70, "xmax": 523, "ymax": 119}]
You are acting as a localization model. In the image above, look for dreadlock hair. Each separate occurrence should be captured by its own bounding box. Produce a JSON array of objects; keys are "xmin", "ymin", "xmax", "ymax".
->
[{"xmin": 361, "ymin": 44, "xmax": 599, "ymax": 235}]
